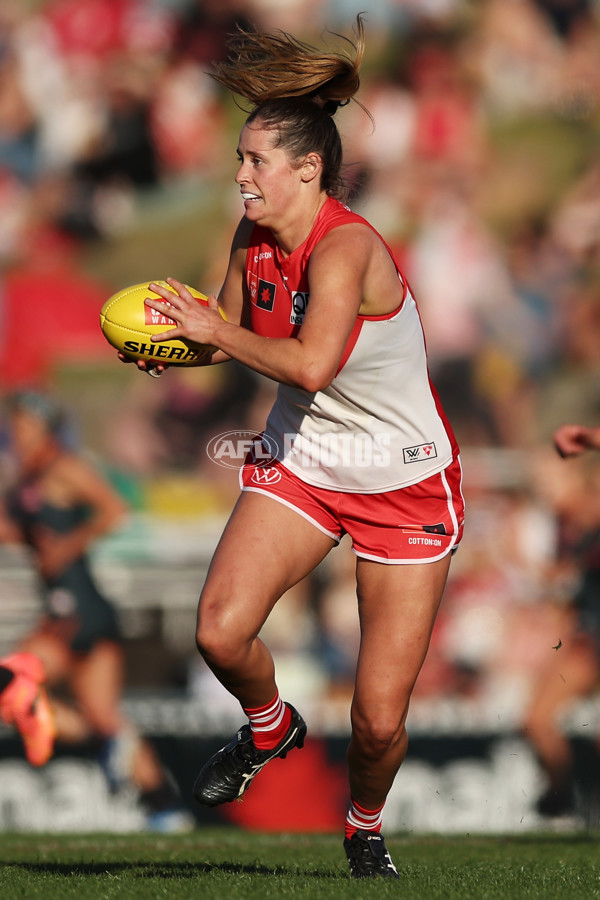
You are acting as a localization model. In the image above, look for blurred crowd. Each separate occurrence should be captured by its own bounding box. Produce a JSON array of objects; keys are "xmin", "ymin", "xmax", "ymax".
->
[{"xmin": 0, "ymin": 0, "xmax": 600, "ymax": 776}]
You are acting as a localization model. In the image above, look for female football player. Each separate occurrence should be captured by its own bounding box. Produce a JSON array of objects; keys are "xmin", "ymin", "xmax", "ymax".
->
[
  {"xmin": 138, "ymin": 16, "xmax": 464, "ymax": 876},
  {"xmin": 0, "ymin": 390, "xmax": 192, "ymax": 830}
]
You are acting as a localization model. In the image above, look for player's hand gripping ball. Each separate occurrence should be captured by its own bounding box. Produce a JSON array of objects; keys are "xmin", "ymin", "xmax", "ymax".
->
[{"xmin": 100, "ymin": 281, "xmax": 223, "ymax": 366}]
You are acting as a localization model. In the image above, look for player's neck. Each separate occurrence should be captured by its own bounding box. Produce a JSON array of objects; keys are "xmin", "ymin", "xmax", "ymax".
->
[{"xmin": 271, "ymin": 193, "xmax": 327, "ymax": 258}]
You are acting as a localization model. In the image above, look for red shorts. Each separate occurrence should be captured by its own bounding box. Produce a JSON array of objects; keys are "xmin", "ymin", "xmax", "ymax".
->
[{"xmin": 240, "ymin": 454, "xmax": 465, "ymax": 564}]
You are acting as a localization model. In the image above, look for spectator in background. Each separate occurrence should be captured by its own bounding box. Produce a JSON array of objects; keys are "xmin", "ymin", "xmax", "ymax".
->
[
  {"xmin": 532, "ymin": 0, "xmax": 593, "ymax": 40},
  {"xmin": 473, "ymin": 0, "xmax": 564, "ymax": 116},
  {"xmin": 407, "ymin": 179, "xmax": 516, "ymax": 445},
  {"xmin": 149, "ymin": 55, "xmax": 227, "ymax": 178}
]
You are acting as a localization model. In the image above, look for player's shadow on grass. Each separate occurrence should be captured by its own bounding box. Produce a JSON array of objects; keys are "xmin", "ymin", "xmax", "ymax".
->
[{"xmin": 5, "ymin": 861, "xmax": 343, "ymax": 879}]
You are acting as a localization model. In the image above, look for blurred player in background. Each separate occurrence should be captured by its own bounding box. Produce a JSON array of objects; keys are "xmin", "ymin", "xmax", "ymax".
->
[
  {"xmin": 134, "ymin": 16, "xmax": 464, "ymax": 877},
  {"xmin": 0, "ymin": 390, "xmax": 192, "ymax": 831},
  {"xmin": 524, "ymin": 421, "xmax": 600, "ymax": 818}
]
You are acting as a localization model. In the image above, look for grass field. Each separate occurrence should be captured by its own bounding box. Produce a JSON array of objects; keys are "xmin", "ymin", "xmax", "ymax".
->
[{"xmin": 0, "ymin": 829, "xmax": 599, "ymax": 899}]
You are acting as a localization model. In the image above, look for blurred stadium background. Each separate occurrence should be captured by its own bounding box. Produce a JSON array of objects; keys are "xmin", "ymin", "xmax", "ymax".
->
[{"xmin": 2, "ymin": 0, "xmax": 600, "ymax": 834}]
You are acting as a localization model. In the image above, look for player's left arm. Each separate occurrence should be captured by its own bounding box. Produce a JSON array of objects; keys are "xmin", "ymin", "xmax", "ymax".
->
[
  {"xmin": 144, "ymin": 224, "xmax": 369, "ymax": 391},
  {"xmin": 288, "ymin": 225, "xmax": 367, "ymax": 388}
]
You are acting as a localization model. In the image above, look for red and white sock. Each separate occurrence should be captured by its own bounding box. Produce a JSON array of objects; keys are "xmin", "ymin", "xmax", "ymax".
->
[
  {"xmin": 345, "ymin": 797, "xmax": 385, "ymax": 839},
  {"xmin": 243, "ymin": 691, "xmax": 292, "ymax": 750}
]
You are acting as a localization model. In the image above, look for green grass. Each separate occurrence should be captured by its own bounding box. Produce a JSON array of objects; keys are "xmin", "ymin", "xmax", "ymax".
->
[{"xmin": 0, "ymin": 830, "xmax": 598, "ymax": 899}]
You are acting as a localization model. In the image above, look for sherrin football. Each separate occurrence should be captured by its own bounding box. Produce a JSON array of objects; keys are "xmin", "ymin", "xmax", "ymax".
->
[{"xmin": 100, "ymin": 281, "xmax": 225, "ymax": 365}]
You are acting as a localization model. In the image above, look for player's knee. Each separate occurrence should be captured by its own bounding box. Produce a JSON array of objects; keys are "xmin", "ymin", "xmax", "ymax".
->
[
  {"xmin": 195, "ymin": 611, "xmax": 243, "ymax": 668},
  {"xmin": 195, "ymin": 622, "xmax": 225, "ymax": 665},
  {"xmin": 351, "ymin": 707, "xmax": 405, "ymax": 758}
]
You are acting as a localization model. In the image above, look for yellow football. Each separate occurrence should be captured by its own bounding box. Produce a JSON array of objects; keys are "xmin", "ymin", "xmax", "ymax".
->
[{"xmin": 100, "ymin": 281, "xmax": 224, "ymax": 365}]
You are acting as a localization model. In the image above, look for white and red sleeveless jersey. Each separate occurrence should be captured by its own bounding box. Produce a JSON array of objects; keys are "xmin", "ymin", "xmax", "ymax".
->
[{"xmin": 245, "ymin": 197, "xmax": 458, "ymax": 492}]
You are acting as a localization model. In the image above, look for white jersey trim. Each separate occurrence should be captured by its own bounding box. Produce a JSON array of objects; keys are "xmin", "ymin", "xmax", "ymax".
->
[{"xmin": 352, "ymin": 546, "xmax": 454, "ymax": 564}]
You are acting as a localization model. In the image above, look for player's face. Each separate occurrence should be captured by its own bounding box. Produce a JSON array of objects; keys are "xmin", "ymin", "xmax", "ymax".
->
[{"xmin": 235, "ymin": 121, "xmax": 302, "ymax": 229}]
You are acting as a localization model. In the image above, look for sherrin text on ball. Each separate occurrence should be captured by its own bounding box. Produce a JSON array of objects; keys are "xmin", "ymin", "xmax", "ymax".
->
[{"xmin": 99, "ymin": 281, "xmax": 226, "ymax": 365}]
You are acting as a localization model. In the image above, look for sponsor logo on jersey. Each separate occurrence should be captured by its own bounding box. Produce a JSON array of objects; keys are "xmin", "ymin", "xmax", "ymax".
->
[
  {"xmin": 256, "ymin": 279, "xmax": 276, "ymax": 311},
  {"xmin": 250, "ymin": 465, "xmax": 282, "ymax": 485},
  {"xmin": 290, "ymin": 291, "xmax": 309, "ymax": 325},
  {"xmin": 403, "ymin": 442, "xmax": 437, "ymax": 464},
  {"xmin": 407, "ymin": 535, "xmax": 444, "ymax": 547}
]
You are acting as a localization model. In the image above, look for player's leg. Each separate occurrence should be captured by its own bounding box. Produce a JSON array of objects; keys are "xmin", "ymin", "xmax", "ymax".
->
[
  {"xmin": 18, "ymin": 628, "xmax": 73, "ymax": 684},
  {"xmin": 68, "ymin": 640, "xmax": 139, "ymax": 788},
  {"xmin": 15, "ymin": 628, "xmax": 104, "ymax": 753},
  {"xmin": 18, "ymin": 628, "xmax": 121, "ymax": 744},
  {"xmin": 69, "ymin": 640, "xmax": 163, "ymax": 788},
  {"xmin": 68, "ymin": 640, "xmax": 125, "ymax": 737},
  {"xmin": 196, "ymin": 489, "xmax": 337, "ymax": 708},
  {"xmin": 69, "ymin": 639, "xmax": 191, "ymax": 829},
  {"xmin": 193, "ymin": 488, "xmax": 337, "ymax": 806},
  {"xmin": 349, "ymin": 555, "xmax": 451, "ymax": 802},
  {"xmin": 343, "ymin": 554, "xmax": 451, "ymax": 878},
  {"xmin": 523, "ymin": 635, "xmax": 598, "ymax": 815}
]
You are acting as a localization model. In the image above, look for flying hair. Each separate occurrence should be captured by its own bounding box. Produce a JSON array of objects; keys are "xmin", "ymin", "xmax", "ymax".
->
[{"xmin": 211, "ymin": 15, "xmax": 366, "ymax": 114}]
